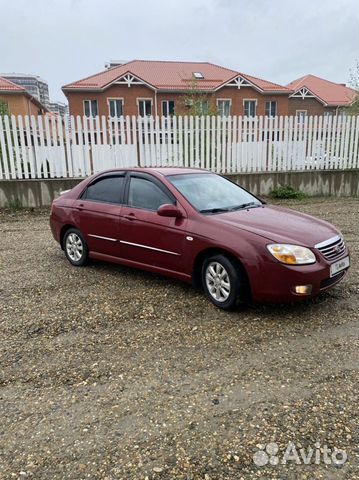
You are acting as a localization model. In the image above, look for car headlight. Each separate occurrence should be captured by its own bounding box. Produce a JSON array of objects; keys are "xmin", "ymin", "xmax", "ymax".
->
[{"xmin": 267, "ymin": 244, "xmax": 316, "ymax": 265}]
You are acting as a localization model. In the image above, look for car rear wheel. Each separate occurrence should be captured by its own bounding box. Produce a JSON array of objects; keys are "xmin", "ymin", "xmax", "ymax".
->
[
  {"xmin": 63, "ymin": 228, "xmax": 88, "ymax": 266},
  {"xmin": 202, "ymin": 254, "xmax": 247, "ymax": 310}
]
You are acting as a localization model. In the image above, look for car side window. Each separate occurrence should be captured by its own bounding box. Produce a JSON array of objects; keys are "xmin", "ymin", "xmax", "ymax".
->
[
  {"xmin": 128, "ymin": 177, "xmax": 174, "ymax": 211},
  {"xmin": 83, "ymin": 176, "xmax": 125, "ymax": 204}
]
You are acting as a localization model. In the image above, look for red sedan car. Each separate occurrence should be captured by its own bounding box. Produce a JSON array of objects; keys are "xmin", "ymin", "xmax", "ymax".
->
[{"xmin": 50, "ymin": 167, "xmax": 350, "ymax": 309}]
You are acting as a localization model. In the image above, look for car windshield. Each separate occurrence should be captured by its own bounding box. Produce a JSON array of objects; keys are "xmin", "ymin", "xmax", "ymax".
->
[{"xmin": 167, "ymin": 173, "xmax": 262, "ymax": 213}]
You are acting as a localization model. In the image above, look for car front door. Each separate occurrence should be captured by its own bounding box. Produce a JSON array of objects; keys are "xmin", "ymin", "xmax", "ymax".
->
[
  {"xmin": 73, "ymin": 173, "xmax": 125, "ymax": 257},
  {"xmin": 119, "ymin": 173, "xmax": 187, "ymax": 273}
]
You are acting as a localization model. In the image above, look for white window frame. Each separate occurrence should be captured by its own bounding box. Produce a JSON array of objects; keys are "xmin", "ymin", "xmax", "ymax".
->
[
  {"xmin": 243, "ymin": 99, "xmax": 257, "ymax": 117},
  {"xmin": 265, "ymin": 100, "xmax": 277, "ymax": 117},
  {"xmin": 83, "ymin": 99, "xmax": 98, "ymax": 118},
  {"xmin": 107, "ymin": 98, "xmax": 124, "ymax": 118},
  {"xmin": 216, "ymin": 98, "xmax": 232, "ymax": 116},
  {"xmin": 162, "ymin": 100, "xmax": 175, "ymax": 116},
  {"xmin": 193, "ymin": 72, "xmax": 204, "ymax": 79},
  {"xmin": 137, "ymin": 98, "xmax": 153, "ymax": 117},
  {"xmin": 296, "ymin": 110, "xmax": 307, "ymax": 123},
  {"xmin": 199, "ymin": 100, "xmax": 209, "ymax": 115}
]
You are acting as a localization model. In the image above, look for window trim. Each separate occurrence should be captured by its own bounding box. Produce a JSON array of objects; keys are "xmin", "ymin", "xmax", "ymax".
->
[
  {"xmin": 107, "ymin": 97, "xmax": 124, "ymax": 117},
  {"xmin": 216, "ymin": 98, "xmax": 232, "ymax": 116},
  {"xmin": 265, "ymin": 100, "xmax": 277, "ymax": 117},
  {"xmin": 296, "ymin": 110, "xmax": 308, "ymax": 123},
  {"xmin": 83, "ymin": 99, "xmax": 98, "ymax": 118},
  {"xmin": 243, "ymin": 98, "xmax": 257, "ymax": 117},
  {"xmin": 136, "ymin": 98, "xmax": 153, "ymax": 117},
  {"xmin": 80, "ymin": 172, "xmax": 126, "ymax": 205},
  {"xmin": 124, "ymin": 172, "xmax": 176, "ymax": 211},
  {"xmin": 198, "ymin": 100, "xmax": 209, "ymax": 115},
  {"xmin": 161, "ymin": 99, "xmax": 175, "ymax": 116}
]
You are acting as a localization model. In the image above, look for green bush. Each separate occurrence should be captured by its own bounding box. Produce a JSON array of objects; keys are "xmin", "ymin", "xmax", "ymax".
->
[
  {"xmin": 5, "ymin": 198, "xmax": 23, "ymax": 210},
  {"xmin": 270, "ymin": 185, "xmax": 306, "ymax": 199}
]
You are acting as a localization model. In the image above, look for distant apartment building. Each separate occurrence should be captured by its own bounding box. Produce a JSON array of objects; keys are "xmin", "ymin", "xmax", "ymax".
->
[
  {"xmin": 0, "ymin": 73, "xmax": 50, "ymax": 108},
  {"xmin": 48, "ymin": 101, "xmax": 68, "ymax": 117}
]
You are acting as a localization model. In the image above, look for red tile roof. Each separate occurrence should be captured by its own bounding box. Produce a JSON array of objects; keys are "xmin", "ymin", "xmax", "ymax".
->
[
  {"xmin": 63, "ymin": 60, "xmax": 291, "ymax": 94},
  {"xmin": 0, "ymin": 76, "xmax": 26, "ymax": 92},
  {"xmin": 0, "ymin": 76, "xmax": 49, "ymax": 112},
  {"xmin": 287, "ymin": 74, "xmax": 357, "ymax": 106}
]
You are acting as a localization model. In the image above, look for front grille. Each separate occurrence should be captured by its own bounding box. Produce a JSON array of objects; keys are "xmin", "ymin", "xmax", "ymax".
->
[{"xmin": 316, "ymin": 235, "xmax": 346, "ymax": 261}]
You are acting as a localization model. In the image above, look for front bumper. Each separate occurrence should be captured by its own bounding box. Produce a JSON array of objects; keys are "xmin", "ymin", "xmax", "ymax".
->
[{"xmin": 249, "ymin": 251, "xmax": 349, "ymax": 303}]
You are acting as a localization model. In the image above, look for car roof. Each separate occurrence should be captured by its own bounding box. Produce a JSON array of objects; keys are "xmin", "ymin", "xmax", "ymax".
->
[
  {"xmin": 151, "ymin": 167, "xmax": 208, "ymax": 176},
  {"xmin": 97, "ymin": 167, "xmax": 210, "ymax": 176}
]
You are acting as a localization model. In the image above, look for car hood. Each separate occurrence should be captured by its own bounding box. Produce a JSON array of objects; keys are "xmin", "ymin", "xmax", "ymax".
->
[{"xmin": 213, "ymin": 205, "xmax": 339, "ymax": 246}]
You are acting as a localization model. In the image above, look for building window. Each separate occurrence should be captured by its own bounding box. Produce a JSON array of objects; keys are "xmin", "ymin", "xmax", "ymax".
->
[
  {"xmin": 199, "ymin": 101, "xmax": 209, "ymax": 115},
  {"xmin": 108, "ymin": 99, "xmax": 123, "ymax": 118},
  {"xmin": 243, "ymin": 100, "xmax": 256, "ymax": 117},
  {"xmin": 265, "ymin": 101, "xmax": 277, "ymax": 117},
  {"xmin": 296, "ymin": 110, "xmax": 307, "ymax": 122},
  {"xmin": 138, "ymin": 99, "xmax": 152, "ymax": 117},
  {"xmin": 162, "ymin": 100, "xmax": 175, "ymax": 116},
  {"xmin": 217, "ymin": 99, "xmax": 231, "ymax": 116},
  {"xmin": 84, "ymin": 100, "xmax": 98, "ymax": 118}
]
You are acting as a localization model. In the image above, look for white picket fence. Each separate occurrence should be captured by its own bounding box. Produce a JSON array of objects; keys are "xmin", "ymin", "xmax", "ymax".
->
[{"xmin": 0, "ymin": 114, "xmax": 358, "ymax": 179}]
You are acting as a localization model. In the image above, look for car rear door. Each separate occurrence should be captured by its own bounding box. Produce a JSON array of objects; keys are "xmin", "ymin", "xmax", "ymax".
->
[
  {"xmin": 72, "ymin": 173, "xmax": 125, "ymax": 257},
  {"xmin": 119, "ymin": 172, "xmax": 187, "ymax": 273}
]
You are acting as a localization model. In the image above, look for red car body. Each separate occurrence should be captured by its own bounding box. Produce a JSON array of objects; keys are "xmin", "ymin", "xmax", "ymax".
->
[{"xmin": 50, "ymin": 167, "xmax": 349, "ymax": 303}]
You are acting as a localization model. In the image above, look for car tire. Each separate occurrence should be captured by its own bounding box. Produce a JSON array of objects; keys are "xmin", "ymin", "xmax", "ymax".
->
[
  {"xmin": 63, "ymin": 228, "xmax": 89, "ymax": 266},
  {"xmin": 201, "ymin": 254, "xmax": 247, "ymax": 310}
]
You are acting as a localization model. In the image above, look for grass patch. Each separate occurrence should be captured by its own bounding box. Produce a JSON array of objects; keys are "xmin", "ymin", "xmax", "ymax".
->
[
  {"xmin": 269, "ymin": 185, "xmax": 306, "ymax": 200},
  {"xmin": 4, "ymin": 198, "xmax": 23, "ymax": 211}
]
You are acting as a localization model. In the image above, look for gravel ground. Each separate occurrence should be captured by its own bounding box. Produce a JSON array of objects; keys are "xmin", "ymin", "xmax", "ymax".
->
[{"xmin": 0, "ymin": 197, "xmax": 358, "ymax": 480}]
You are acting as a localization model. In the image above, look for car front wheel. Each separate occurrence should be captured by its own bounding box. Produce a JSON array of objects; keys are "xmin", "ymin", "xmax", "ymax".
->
[
  {"xmin": 63, "ymin": 228, "xmax": 89, "ymax": 266},
  {"xmin": 202, "ymin": 254, "xmax": 247, "ymax": 310}
]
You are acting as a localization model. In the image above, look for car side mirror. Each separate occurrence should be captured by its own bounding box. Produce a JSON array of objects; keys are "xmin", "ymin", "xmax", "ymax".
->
[{"xmin": 157, "ymin": 204, "xmax": 182, "ymax": 218}]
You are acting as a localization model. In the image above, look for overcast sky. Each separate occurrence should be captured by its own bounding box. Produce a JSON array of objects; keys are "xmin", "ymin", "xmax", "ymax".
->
[{"xmin": 0, "ymin": 0, "xmax": 358, "ymax": 103}]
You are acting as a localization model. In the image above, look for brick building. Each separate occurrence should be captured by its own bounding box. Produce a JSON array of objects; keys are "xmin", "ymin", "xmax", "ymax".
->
[
  {"xmin": 62, "ymin": 60, "xmax": 291, "ymax": 118},
  {"xmin": 287, "ymin": 74, "xmax": 357, "ymax": 118},
  {"xmin": 0, "ymin": 76, "xmax": 48, "ymax": 116}
]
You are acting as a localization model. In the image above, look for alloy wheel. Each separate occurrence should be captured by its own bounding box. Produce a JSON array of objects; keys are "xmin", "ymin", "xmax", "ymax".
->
[
  {"xmin": 205, "ymin": 261, "xmax": 231, "ymax": 302},
  {"xmin": 65, "ymin": 233, "xmax": 84, "ymax": 262}
]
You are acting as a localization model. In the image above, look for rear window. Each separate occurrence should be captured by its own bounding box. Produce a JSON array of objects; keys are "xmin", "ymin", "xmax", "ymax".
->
[{"xmin": 83, "ymin": 176, "xmax": 125, "ymax": 204}]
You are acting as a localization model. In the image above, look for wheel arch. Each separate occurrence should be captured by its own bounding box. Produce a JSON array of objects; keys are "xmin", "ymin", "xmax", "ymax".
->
[
  {"xmin": 60, "ymin": 224, "xmax": 77, "ymax": 250},
  {"xmin": 192, "ymin": 247, "xmax": 251, "ymax": 299}
]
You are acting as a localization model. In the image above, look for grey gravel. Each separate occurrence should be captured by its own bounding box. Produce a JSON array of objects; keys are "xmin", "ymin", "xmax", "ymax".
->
[{"xmin": 0, "ymin": 197, "xmax": 358, "ymax": 479}]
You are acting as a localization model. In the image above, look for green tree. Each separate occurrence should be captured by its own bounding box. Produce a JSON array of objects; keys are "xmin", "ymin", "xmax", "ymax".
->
[
  {"xmin": 345, "ymin": 61, "xmax": 359, "ymax": 115},
  {"xmin": 0, "ymin": 100, "xmax": 10, "ymax": 116},
  {"xmin": 178, "ymin": 80, "xmax": 217, "ymax": 116}
]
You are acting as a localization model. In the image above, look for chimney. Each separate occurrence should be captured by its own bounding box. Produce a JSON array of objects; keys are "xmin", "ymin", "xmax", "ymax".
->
[{"xmin": 105, "ymin": 60, "xmax": 127, "ymax": 69}]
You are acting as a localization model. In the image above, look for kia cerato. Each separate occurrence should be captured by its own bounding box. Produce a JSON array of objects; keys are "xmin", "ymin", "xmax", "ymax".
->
[{"xmin": 50, "ymin": 168, "xmax": 350, "ymax": 310}]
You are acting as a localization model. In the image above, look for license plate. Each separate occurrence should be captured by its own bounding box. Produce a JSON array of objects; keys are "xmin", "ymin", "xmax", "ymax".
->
[{"xmin": 330, "ymin": 256, "xmax": 350, "ymax": 277}]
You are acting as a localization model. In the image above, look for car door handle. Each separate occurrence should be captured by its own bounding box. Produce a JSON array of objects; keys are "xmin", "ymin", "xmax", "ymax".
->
[
  {"xmin": 76, "ymin": 203, "xmax": 84, "ymax": 211},
  {"xmin": 123, "ymin": 213, "xmax": 137, "ymax": 221}
]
